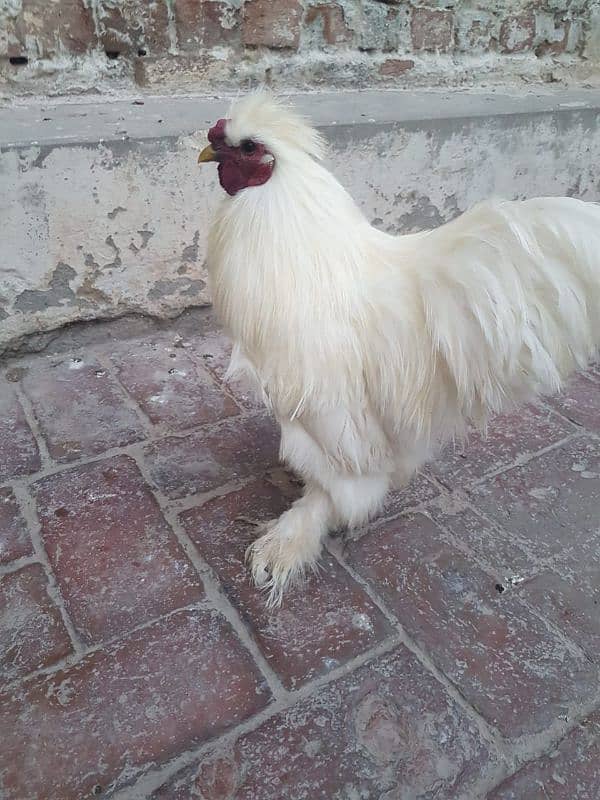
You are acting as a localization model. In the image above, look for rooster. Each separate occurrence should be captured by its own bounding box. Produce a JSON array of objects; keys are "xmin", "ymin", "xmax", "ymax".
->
[{"xmin": 198, "ymin": 92, "xmax": 600, "ymax": 604}]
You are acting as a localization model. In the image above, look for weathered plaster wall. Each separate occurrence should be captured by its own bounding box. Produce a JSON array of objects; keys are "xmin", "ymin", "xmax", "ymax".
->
[{"xmin": 1, "ymin": 89, "xmax": 600, "ymax": 353}]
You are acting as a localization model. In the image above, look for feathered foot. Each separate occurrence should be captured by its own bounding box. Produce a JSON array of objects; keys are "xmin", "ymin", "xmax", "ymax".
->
[{"xmin": 246, "ymin": 489, "xmax": 332, "ymax": 606}]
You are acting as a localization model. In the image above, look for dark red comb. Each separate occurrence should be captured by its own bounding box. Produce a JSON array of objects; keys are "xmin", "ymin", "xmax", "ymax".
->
[{"xmin": 208, "ymin": 118, "xmax": 229, "ymax": 145}]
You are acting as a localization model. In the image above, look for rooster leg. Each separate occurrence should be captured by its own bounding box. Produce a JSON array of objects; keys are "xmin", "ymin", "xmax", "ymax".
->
[{"xmin": 246, "ymin": 484, "xmax": 333, "ymax": 606}]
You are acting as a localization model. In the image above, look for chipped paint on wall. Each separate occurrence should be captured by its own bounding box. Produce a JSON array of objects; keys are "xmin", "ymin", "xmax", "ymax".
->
[{"xmin": 1, "ymin": 108, "xmax": 600, "ymax": 352}]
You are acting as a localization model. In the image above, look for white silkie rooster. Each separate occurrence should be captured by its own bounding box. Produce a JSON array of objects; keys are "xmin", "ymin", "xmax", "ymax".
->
[{"xmin": 198, "ymin": 92, "xmax": 600, "ymax": 604}]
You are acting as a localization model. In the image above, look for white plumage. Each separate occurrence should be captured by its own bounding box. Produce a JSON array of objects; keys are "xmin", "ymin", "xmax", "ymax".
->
[{"xmin": 204, "ymin": 92, "xmax": 600, "ymax": 603}]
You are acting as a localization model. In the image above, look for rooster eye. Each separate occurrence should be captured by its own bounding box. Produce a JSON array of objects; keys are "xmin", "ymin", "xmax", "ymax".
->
[{"xmin": 241, "ymin": 139, "xmax": 256, "ymax": 154}]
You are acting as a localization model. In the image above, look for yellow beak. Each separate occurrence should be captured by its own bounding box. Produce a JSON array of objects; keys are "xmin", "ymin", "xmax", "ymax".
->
[{"xmin": 198, "ymin": 144, "xmax": 217, "ymax": 164}]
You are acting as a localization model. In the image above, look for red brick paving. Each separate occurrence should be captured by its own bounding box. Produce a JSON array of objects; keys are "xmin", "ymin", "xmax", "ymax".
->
[
  {"xmin": 517, "ymin": 571, "xmax": 600, "ymax": 658},
  {"xmin": 0, "ymin": 315, "xmax": 598, "ymax": 799},
  {"xmin": 381, "ymin": 470, "xmax": 440, "ymax": 515},
  {"xmin": 33, "ymin": 456, "xmax": 204, "ymax": 644},
  {"xmin": 345, "ymin": 513, "xmax": 598, "ymax": 738},
  {"xmin": 186, "ymin": 325, "xmax": 265, "ymax": 410},
  {"xmin": 0, "ymin": 376, "xmax": 41, "ymax": 480},
  {"xmin": 0, "ymin": 488, "xmax": 32, "ymax": 563},
  {"xmin": 548, "ymin": 371, "xmax": 600, "ymax": 433},
  {"xmin": 20, "ymin": 355, "xmax": 145, "ymax": 461},
  {"xmin": 152, "ymin": 646, "xmax": 493, "ymax": 800},
  {"xmin": 430, "ymin": 499, "xmax": 536, "ymax": 576},
  {"xmin": 430, "ymin": 403, "xmax": 572, "ymax": 487},
  {"xmin": 0, "ymin": 609, "xmax": 270, "ymax": 800},
  {"xmin": 471, "ymin": 436, "xmax": 599, "ymax": 562},
  {"xmin": 110, "ymin": 336, "xmax": 240, "ymax": 428},
  {"xmin": 488, "ymin": 711, "xmax": 600, "ymax": 800},
  {"xmin": 180, "ymin": 480, "xmax": 393, "ymax": 689},
  {"xmin": 144, "ymin": 413, "xmax": 280, "ymax": 498},
  {"xmin": 0, "ymin": 564, "xmax": 72, "ymax": 682}
]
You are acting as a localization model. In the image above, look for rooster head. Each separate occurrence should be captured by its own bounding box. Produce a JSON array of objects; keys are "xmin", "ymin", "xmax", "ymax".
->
[{"xmin": 197, "ymin": 91, "xmax": 326, "ymax": 197}]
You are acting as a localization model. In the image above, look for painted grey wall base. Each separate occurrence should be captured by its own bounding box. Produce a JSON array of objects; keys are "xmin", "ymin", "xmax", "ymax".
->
[{"xmin": 1, "ymin": 89, "xmax": 600, "ymax": 355}]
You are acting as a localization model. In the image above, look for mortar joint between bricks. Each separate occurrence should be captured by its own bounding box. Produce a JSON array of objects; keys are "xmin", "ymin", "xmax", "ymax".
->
[
  {"xmin": 417, "ymin": 503, "xmax": 599, "ymax": 668},
  {"xmin": 0, "ymin": 410, "xmax": 267, "ymax": 494},
  {"xmin": 96, "ymin": 351, "xmax": 156, "ymax": 434},
  {"xmin": 470, "ymin": 431, "xmax": 581, "ymax": 488},
  {"xmin": 13, "ymin": 382, "xmax": 53, "ymax": 470},
  {"xmin": 0, "ymin": 599, "xmax": 209, "ymax": 695},
  {"xmin": 480, "ymin": 684, "xmax": 600, "ymax": 797},
  {"xmin": 10, "ymin": 483, "xmax": 87, "ymax": 655},
  {"xmin": 0, "ymin": 554, "xmax": 39, "ymax": 577},
  {"xmin": 128, "ymin": 448, "xmax": 289, "ymax": 702},
  {"xmin": 324, "ymin": 536, "xmax": 508, "ymax": 758},
  {"xmin": 107, "ymin": 633, "xmax": 406, "ymax": 800}
]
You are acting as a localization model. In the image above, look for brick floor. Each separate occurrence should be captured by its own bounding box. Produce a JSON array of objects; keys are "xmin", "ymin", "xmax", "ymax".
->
[
  {"xmin": 470, "ymin": 436, "xmax": 599, "ymax": 562},
  {"xmin": 0, "ymin": 609, "xmax": 270, "ymax": 800},
  {"xmin": 488, "ymin": 711, "xmax": 600, "ymax": 800},
  {"xmin": 516, "ymin": 570, "xmax": 600, "ymax": 658},
  {"xmin": 20, "ymin": 355, "xmax": 146, "ymax": 462},
  {"xmin": 180, "ymin": 480, "xmax": 393, "ymax": 689},
  {"xmin": 547, "ymin": 371, "xmax": 600, "ymax": 433},
  {"xmin": 110, "ymin": 335, "xmax": 240, "ymax": 428},
  {"xmin": 0, "ymin": 488, "xmax": 32, "ymax": 564},
  {"xmin": 33, "ymin": 456, "xmax": 204, "ymax": 644},
  {"xmin": 345, "ymin": 513, "xmax": 598, "ymax": 739},
  {"xmin": 0, "ymin": 376, "xmax": 41, "ymax": 480},
  {"xmin": 430, "ymin": 403, "xmax": 572, "ymax": 487},
  {"xmin": 152, "ymin": 646, "xmax": 494, "ymax": 800},
  {"xmin": 144, "ymin": 413, "xmax": 280, "ymax": 498},
  {"xmin": 0, "ymin": 312, "xmax": 598, "ymax": 799},
  {"xmin": 0, "ymin": 564, "xmax": 72, "ymax": 682}
]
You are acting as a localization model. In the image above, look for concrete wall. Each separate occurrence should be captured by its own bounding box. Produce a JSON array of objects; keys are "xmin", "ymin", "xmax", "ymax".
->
[
  {"xmin": 1, "ymin": 88, "xmax": 600, "ymax": 354},
  {"xmin": 1, "ymin": 1, "xmax": 599, "ymax": 99}
]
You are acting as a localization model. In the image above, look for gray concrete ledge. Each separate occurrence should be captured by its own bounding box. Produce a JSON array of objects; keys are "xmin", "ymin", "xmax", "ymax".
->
[{"xmin": 2, "ymin": 88, "xmax": 600, "ymax": 148}]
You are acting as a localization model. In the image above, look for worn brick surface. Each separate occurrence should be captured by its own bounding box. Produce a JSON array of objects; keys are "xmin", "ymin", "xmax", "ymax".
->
[
  {"xmin": 20, "ymin": 356, "xmax": 145, "ymax": 462},
  {"xmin": 243, "ymin": 0, "xmax": 302, "ymax": 49},
  {"xmin": 499, "ymin": 13, "xmax": 536, "ymax": 53},
  {"xmin": 548, "ymin": 371, "xmax": 600, "ymax": 433},
  {"xmin": 381, "ymin": 471, "xmax": 440, "ymax": 517},
  {"xmin": 96, "ymin": 0, "xmax": 170, "ymax": 56},
  {"xmin": 489, "ymin": 711, "xmax": 600, "ymax": 800},
  {"xmin": 379, "ymin": 57, "xmax": 415, "ymax": 77},
  {"xmin": 175, "ymin": 0, "xmax": 241, "ymax": 50},
  {"xmin": 305, "ymin": 3, "xmax": 352, "ymax": 47},
  {"xmin": 411, "ymin": 8, "xmax": 453, "ymax": 52},
  {"xmin": 471, "ymin": 436, "xmax": 599, "ymax": 562},
  {"xmin": 153, "ymin": 646, "xmax": 493, "ymax": 800},
  {"xmin": 345, "ymin": 513, "xmax": 598, "ymax": 738},
  {"xmin": 9, "ymin": 0, "xmax": 96, "ymax": 57},
  {"xmin": 0, "ymin": 564, "xmax": 72, "ymax": 682},
  {"xmin": 1, "ymin": 316, "xmax": 598, "ymax": 799},
  {"xmin": 144, "ymin": 413, "xmax": 280, "ymax": 498},
  {"xmin": 111, "ymin": 336, "xmax": 239, "ymax": 429},
  {"xmin": 517, "ymin": 570, "xmax": 600, "ymax": 659},
  {"xmin": 0, "ymin": 488, "xmax": 32, "ymax": 564},
  {"xmin": 181, "ymin": 480, "xmax": 392, "ymax": 688},
  {"xmin": 0, "ymin": 609, "xmax": 270, "ymax": 800},
  {"xmin": 0, "ymin": 376, "xmax": 41, "ymax": 481},
  {"xmin": 188, "ymin": 327, "xmax": 264, "ymax": 410},
  {"xmin": 430, "ymin": 497, "xmax": 537, "ymax": 577},
  {"xmin": 33, "ymin": 456, "xmax": 203, "ymax": 644},
  {"xmin": 430, "ymin": 404, "xmax": 571, "ymax": 488}
]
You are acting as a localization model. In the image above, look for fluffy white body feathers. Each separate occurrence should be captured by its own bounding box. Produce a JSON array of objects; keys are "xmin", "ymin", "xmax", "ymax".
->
[{"xmin": 205, "ymin": 93, "xmax": 600, "ymax": 603}]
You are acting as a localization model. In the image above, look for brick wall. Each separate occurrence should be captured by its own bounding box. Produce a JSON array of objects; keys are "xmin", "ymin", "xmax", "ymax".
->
[{"xmin": 1, "ymin": 1, "xmax": 599, "ymax": 96}]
